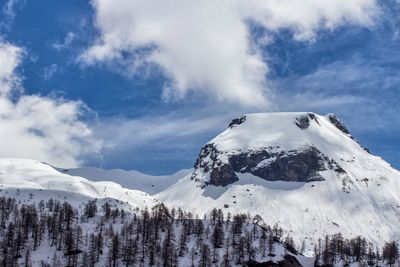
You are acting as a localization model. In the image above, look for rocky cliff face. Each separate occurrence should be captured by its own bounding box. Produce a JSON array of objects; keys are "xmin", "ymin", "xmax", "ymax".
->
[
  {"xmin": 192, "ymin": 113, "xmax": 348, "ymax": 186},
  {"xmin": 192, "ymin": 142, "xmax": 345, "ymax": 186},
  {"xmin": 193, "ymin": 143, "xmax": 239, "ymax": 186}
]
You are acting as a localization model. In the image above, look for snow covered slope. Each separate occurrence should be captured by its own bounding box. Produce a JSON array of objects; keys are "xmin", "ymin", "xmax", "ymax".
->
[
  {"xmin": 0, "ymin": 158, "xmax": 158, "ymax": 209},
  {"xmin": 61, "ymin": 167, "xmax": 191, "ymax": 194},
  {"xmin": 156, "ymin": 112, "xmax": 400, "ymax": 253}
]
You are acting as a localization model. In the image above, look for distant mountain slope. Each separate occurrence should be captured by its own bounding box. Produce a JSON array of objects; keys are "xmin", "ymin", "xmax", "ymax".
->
[
  {"xmin": 60, "ymin": 167, "xmax": 191, "ymax": 194},
  {"xmin": 0, "ymin": 158, "xmax": 158, "ymax": 209}
]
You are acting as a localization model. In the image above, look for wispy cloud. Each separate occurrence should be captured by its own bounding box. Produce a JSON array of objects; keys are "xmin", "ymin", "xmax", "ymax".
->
[
  {"xmin": 96, "ymin": 113, "xmax": 227, "ymax": 149},
  {"xmin": 52, "ymin": 32, "xmax": 75, "ymax": 51},
  {"xmin": 274, "ymin": 56, "xmax": 400, "ymax": 133},
  {"xmin": 91, "ymin": 112, "xmax": 228, "ymax": 172},
  {"xmin": 0, "ymin": 0, "xmax": 23, "ymax": 30},
  {"xmin": 42, "ymin": 64, "xmax": 58, "ymax": 80}
]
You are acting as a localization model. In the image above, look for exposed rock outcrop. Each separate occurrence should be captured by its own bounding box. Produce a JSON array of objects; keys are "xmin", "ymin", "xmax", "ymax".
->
[
  {"xmin": 295, "ymin": 113, "xmax": 319, "ymax": 130},
  {"xmin": 248, "ymin": 254, "xmax": 303, "ymax": 267},
  {"xmin": 229, "ymin": 115, "xmax": 247, "ymax": 128},
  {"xmin": 193, "ymin": 143, "xmax": 239, "ymax": 186},
  {"xmin": 326, "ymin": 113, "xmax": 351, "ymax": 136},
  {"xmin": 230, "ymin": 146, "xmax": 327, "ymax": 182},
  {"xmin": 326, "ymin": 113, "xmax": 370, "ymax": 153},
  {"xmin": 193, "ymin": 144, "xmax": 329, "ymax": 186}
]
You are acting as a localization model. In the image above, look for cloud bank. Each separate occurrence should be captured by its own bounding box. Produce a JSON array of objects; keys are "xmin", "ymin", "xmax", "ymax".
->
[
  {"xmin": 82, "ymin": 0, "xmax": 378, "ymax": 107},
  {"xmin": 0, "ymin": 41, "xmax": 101, "ymax": 167}
]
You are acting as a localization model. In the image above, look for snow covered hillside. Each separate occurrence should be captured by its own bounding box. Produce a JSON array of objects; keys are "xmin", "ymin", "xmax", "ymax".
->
[
  {"xmin": 0, "ymin": 112, "xmax": 399, "ymax": 256},
  {"xmin": 0, "ymin": 158, "xmax": 158, "ymax": 210}
]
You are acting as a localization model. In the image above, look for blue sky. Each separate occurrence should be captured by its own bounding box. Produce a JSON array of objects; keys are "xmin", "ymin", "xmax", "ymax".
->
[{"xmin": 0, "ymin": 0, "xmax": 399, "ymax": 174}]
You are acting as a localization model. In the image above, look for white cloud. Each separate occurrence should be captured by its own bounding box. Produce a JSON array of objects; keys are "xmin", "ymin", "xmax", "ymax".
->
[
  {"xmin": 81, "ymin": 0, "xmax": 378, "ymax": 107},
  {"xmin": 0, "ymin": 41, "xmax": 101, "ymax": 167},
  {"xmin": 0, "ymin": 41, "xmax": 22, "ymax": 95},
  {"xmin": 238, "ymin": 0, "xmax": 377, "ymax": 40}
]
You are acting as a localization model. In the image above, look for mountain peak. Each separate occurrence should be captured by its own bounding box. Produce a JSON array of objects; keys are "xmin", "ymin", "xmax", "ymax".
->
[{"xmin": 191, "ymin": 112, "xmax": 373, "ymax": 187}]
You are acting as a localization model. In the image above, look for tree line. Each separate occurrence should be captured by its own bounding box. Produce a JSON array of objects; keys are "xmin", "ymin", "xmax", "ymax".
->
[{"xmin": 0, "ymin": 196, "xmax": 397, "ymax": 266}]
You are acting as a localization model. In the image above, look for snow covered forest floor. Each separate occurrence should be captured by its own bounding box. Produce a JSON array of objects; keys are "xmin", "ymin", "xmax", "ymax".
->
[{"xmin": 0, "ymin": 197, "xmax": 398, "ymax": 267}]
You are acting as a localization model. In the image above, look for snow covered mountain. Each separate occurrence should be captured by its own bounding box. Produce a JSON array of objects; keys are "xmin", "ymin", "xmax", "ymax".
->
[
  {"xmin": 157, "ymin": 112, "xmax": 400, "ymax": 253},
  {"xmin": 0, "ymin": 112, "xmax": 399, "ymax": 256}
]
